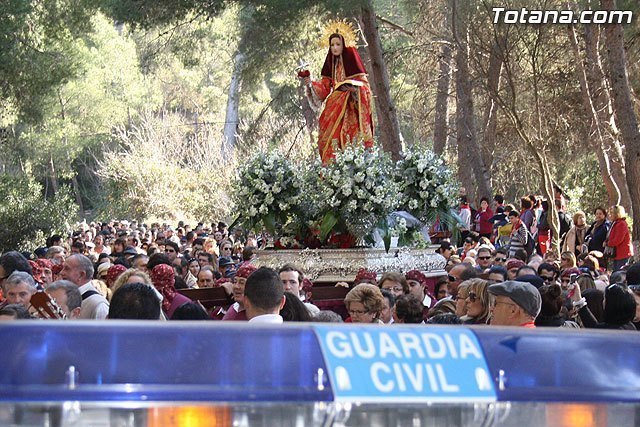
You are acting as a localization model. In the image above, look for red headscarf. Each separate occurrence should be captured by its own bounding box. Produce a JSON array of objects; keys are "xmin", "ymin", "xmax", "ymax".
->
[
  {"xmin": 151, "ymin": 264, "xmax": 176, "ymax": 314},
  {"xmin": 235, "ymin": 263, "xmax": 258, "ymax": 279},
  {"xmin": 107, "ymin": 264, "xmax": 127, "ymax": 287},
  {"xmin": 354, "ymin": 268, "xmax": 377, "ymax": 285},
  {"xmin": 35, "ymin": 258, "xmax": 53, "ymax": 271},
  {"xmin": 321, "ymin": 34, "xmax": 367, "ymax": 80},
  {"xmin": 28, "ymin": 260, "xmax": 44, "ymax": 285},
  {"xmin": 405, "ymin": 270, "xmax": 428, "ymax": 286}
]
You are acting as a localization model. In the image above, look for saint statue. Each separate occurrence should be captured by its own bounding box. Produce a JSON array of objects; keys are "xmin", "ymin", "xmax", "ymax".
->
[{"xmin": 300, "ymin": 20, "xmax": 375, "ymax": 165}]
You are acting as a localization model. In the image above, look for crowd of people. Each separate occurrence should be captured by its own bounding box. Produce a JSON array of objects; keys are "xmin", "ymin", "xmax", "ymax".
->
[{"xmin": 0, "ymin": 193, "xmax": 638, "ymax": 330}]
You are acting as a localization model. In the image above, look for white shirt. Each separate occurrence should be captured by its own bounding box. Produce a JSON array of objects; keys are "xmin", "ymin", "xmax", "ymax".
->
[
  {"xmin": 78, "ymin": 282, "xmax": 110, "ymax": 320},
  {"xmin": 248, "ymin": 314, "xmax": 284, "ymax": 324}
]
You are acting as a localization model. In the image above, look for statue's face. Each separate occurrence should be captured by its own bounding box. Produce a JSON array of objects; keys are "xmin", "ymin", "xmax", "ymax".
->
[{"xmin": 330, "ymin": 36, "xmax": 343, "ymax": 57}]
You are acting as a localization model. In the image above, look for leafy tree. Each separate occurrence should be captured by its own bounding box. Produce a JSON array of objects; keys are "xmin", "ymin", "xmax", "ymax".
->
[{"xmin": 0, "ymin": 175, "xmax": 78, "ymax": 252}]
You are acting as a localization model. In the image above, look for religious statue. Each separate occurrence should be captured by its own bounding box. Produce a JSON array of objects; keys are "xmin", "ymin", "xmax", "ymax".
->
[{"xmin": 299, "ymin": 20, "xmax": 375, "ymax": 165}]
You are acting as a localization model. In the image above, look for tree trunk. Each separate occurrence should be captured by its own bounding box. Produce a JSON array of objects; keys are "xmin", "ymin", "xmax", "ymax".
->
[
  {"xmin": 584, "ymin": 24, "xmax": 632, "ymax": 211},
  {"xmin": 297, "ymin": 81, "xmax": 316, "ymax": 146},
  {"xmin": 569, "ymin": 24, "xmax": 620, "ymax": 207},
  {"xmin": 71, "ymin": 175, "xmax": 85, "ymax": 218},
  {"xmin": 480, "ymin": 38, "xmax": 503, "ymax": 174},
  {"xmin": 222, "ymin": 51, "xmax": 246, "ymax": 160},
  {"xmin": 360, "ymin": 0, "xmax": 403, "ymax": 160},
  {"xmin": 453, "ymin": 10, "xmax": 492, "ymax": 204},
  {"xmin": 601, "ymin": 0, "xmax": 640, "ymax": 244},
  {"xmin": 49, "ymin": 154, "xmax": 59, "ymax": 195},
  {"xmin": 433, "ymin": 41, "xmax": 452, "ymax": 156}
]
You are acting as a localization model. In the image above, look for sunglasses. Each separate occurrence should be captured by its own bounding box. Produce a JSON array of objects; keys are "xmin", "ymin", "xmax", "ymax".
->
[
  {"xmin": 495, "ymin": 257, "xmax": 507, "ymax": 262},
  {"xmin": 478, "ymin": 256, "xmax": 492, "ymax": 260}
]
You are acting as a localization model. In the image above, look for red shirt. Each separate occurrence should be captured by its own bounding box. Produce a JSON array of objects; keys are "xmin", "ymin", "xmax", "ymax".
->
[
  {"xmin": 608, "ymin": 218, "xmax": 634, "ymax": 260},
  {"xmin": 520, "ymin": 321, "xmax": 536, "ymax": 328}
]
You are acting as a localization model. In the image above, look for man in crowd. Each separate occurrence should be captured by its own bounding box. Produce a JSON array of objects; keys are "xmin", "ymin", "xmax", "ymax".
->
[
  {"xmin": 46, "ymin": 280, "xmax": 82, "ymax": 319},
  {"xmin": 108, "ymin": 282, "xmax": 161, "ymax": 320},
  {"xmin": 488, "ymin": 280, "xmax": 541, "ymax": 327},
  {"xmin": 61, "ymin": 254, "xmax": 109, "ymax": 319},
  {"xmin": 2, "ymin": 272, "xmax": 37, "ymax": 308},
  {"xmin": 447, "ymin": 263, "xmax": 478, "ymax": 299},
  {"xmin": 279, "ymin": 264, "xmax": 319, "ymax": 315},
  {"xmin": 244, "ymin": 267, "xmax": 285, "ymax": 324},
  {"xmin": 475, "ymin": 246, "xmax": 494, "ymax": 272},
  {"xmin": 164, "ymin": 241, "xmax": 180, "ymax": 263}
]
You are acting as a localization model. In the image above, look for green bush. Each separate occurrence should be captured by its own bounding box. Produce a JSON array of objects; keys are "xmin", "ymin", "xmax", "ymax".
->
[{"xmin": 0, "ymin": 175, "xmax": 78, "ymax": 252}]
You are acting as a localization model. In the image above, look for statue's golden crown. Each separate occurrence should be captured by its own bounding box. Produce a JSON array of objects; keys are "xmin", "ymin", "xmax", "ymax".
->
[{"xmin": 319, "ymin": 19, "xmax": 358, "ymax": 49}]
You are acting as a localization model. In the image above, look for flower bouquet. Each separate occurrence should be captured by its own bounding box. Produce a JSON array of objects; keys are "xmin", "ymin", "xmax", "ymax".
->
[
  {"xmin": 395, "ymin": 146, "xmax": 458, "ymax": 223},
  {"xmin": 231, "ymin": 151, "xmax": 303, "ymax": 235},
  {"xmin": 311, "ymin": 145, "xmax": 399, "ymax": 246}
]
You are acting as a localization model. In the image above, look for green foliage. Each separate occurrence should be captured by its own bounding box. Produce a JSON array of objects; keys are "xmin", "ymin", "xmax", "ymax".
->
[
  {"xmin": 0, "ymin": 175, "xmax": 78, "ymax": 252},
  {"xmin": 0, "ymin": 0, "xmax": 96, "ymax": 123}
]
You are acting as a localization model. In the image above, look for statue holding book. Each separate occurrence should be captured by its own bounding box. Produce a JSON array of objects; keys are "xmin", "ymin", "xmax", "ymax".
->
[{"xmin": 299, "ymin": 20, "xmax": 375, "ymax": 165}]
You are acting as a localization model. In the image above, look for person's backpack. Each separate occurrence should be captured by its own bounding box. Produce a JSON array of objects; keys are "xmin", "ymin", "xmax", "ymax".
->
[{"xmin": 524, "ymin": 228, "xmax": 536, "ymax": 256}]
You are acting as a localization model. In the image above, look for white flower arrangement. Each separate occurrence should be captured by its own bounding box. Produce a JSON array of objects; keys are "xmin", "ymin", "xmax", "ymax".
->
[
  {"xmin": 312, "ymin": 145, "xmax": 399, "ymax": 241},
  {"xmin": 395, "ymin": 146, "xmax": 458, "ymax": 222},
  {"xmin": 232, "ymin": 151, "xmax": 302, "ymax": 233}
]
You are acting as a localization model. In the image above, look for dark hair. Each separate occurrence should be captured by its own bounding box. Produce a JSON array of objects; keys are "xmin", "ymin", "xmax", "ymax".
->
[
  {"xmin": 494, "ymin": 248, "xmax": 508, "ymax": 257},
  {"xmin": 186, "ymin": 231, "xmax": 195, "ymax": 241},
  {"xmin": 244, "ymin": 267, "xmax": 284, "ymax": 311},
  {"xmin": 164, "ymin": 240, "xmax": 179, "ymax": 253},
  {"xmin": 508, "ymin": 210, "xmax": 520, "ymax": 218},
  {"xmin": 174, "ymin": 275, "xmax": 188, "ymax": 290},
  {"xmin": 329, "ymin": 32, "xmax": 344, "ymax": 45},
  {"xmin": 280, "ymin": 292, "xmax": 312, "ymax": 322},
  {"xmin": 113, "ymin": 237, "xmax": 127, "ymax": 251},
  {"xmin": 603, "ymin": 284, "xmax": 636, "ymax": 326},
  {"xmin": 541, "ymin": 200, "xmax": 549, "ymax": 211},
  {"xmin": 0, "ymin": 303, "xmax": 32, "ymax": 319},
  {"xmin": 71, "ymin": 240, "xmax": 86, "ymax": 252},
  {"xmin": 538, "ymin": 284, "xmax": 563, "ymax": 316},
  {"xmin": 147, "ymin": 253, "xmax": 171, "ymax": 270},
  {"xmin": 521, "ymin": 197, "xmax": 533, "ymax": 209},
  {"xmin": 108, "ymin": 282, "xmax": 161, "ymax": 320},
  {"xmin": 197, "ymin": 252, "xmax": 214, "ymax": 263},
  {"xmin": 242, "ymin": 246, "xmax": 257, "ymax": 262},
  {"xmin": 480, "ymin": 197, "xmax": 489, "ymax": 204},
  {"xmin": 460, "ymin": 195, "xmax": 468, "ymax": 204},
  {"xmin": 394, "ymin": 294, "xmax": 424, "ymax": 324},
  {"xmin": 488, "ymin": 265, "xmax": 507, "ymax": 282},
  {"xmin": 113, "ymin": 257, "xmax": 132, "ymax": 269},
  {"xmin": 0, "ymin": 251, "xmax": 32, "ymax": 277},
  {"xmin": 171, "ymin": 302, "xmax": 209, "ymax": 320},
  {"xmin": 594, "ymin": 206, "xmax": 607, "ymax": 217},
  {"xmin": 583, "ymin": 289, "xmax": 605, "ymax": 323},
  {"xmin": 433, "ymin": 279, "xmax": 448, "ymax": 298},
  {"xmin": 380, "ymin": 289, "xmax": 396, "ymax": 308},
  {"xmin": 468, "ymin": 232, "xmax": 480, "ymax": 243},
  {"xmin": 513, "ymin": 249, "xmax": 528, "ymax": 262},
  {"xmin": 625, "ymin": 262, "xmax": 640, "ymax": 287},
  {"xmin": 538, "ymin": 263, "xmax": 559, "ymax": 278},
  {"xmin": 278, "ymin": 263, "xmax": 304, "ymax": 283},
  {"xmin": 493, "ymin": 194, "xmax": 504, "ymax": 204},
  {"xmin": 427, "ymin": 313, "xmax": 462, "ymax": 324}
]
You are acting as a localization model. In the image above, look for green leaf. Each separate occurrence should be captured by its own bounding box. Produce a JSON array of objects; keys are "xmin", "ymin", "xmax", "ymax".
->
[
  {"xmin": 383, "ymin": 232, "xmax": 391, "ymax": 253},
  {"xmin": 319, "ymin": 211, "xmax": 338, "ymax": 241},
  {"xmin": 263, "ymin": 212, "xmax": 276, "ymax": 235}
]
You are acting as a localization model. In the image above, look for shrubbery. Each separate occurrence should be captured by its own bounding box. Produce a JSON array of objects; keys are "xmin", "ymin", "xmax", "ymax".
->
[{"xmin": 0, "ymin": 175, "xmax": 78, "ymax": 252}]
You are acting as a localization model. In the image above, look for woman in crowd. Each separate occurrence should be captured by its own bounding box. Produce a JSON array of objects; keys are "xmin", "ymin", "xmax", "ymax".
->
[
  {"xmin": 585, "ymin": 207, "xmax": 609, "ymax": 253},
  {"xmin": 474, "ymin": 197, "xmax": 494, "ymax": 239},
  {"xmin": 150, "ymin": 264, "xmax": 191, "ymax": 319},
  {"xmin": 562, "ymin": 211, "xmax": 588, "ymax": 256},
  {"xmin": 461, "ymin": 279, "xmax": 490, "ymax": 325},
  {"xmin": 535, "ymin": 284, "xmax": 580, "ymax": 328},
  {"xmin": 572, "ymin": 283, "xmax": 636, "ymax": 330},
  {"xmin": 392, "ymin": 294, "xmax": 424, "ymax": 324},
  {"xmin": 605, "ymin": 205, "xmax": 634, "ymax": 271},
  {"xmin": 344, "ymin": 283, "xmax": 385, "ymax": 324},
  {"xmin": 378, "ymin": 272, "xmax": 409, "ymax": 297}
]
